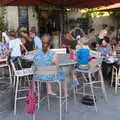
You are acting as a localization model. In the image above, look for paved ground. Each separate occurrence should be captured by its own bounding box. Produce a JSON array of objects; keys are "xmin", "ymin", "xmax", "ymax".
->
[{"xmin": 1, "ymin": 82, "xmax": 120, "ymax": 120}]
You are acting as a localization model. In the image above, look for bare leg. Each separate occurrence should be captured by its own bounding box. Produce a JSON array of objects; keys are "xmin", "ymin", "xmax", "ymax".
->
[{"xmin": 47, "ymin": 83, "xmax": 57, "ymax": 96}]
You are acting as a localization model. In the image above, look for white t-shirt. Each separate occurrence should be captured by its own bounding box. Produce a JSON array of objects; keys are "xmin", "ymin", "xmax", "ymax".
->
[{"xmin": 9, "ymin": 38, "xmax": 22, "ymax": 57}]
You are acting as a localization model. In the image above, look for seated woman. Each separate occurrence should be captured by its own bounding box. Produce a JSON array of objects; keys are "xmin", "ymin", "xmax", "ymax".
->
[
  {"xmin": 97, "ymin": 37, "xmax": 112, "ymax": 57},
  {"xmin": 33, "ymin": 34, "xmax": 67, "ymax": 96},
  {"xmin": 97, "ymin": 37, "xmax": 113, "ymax": 81}
]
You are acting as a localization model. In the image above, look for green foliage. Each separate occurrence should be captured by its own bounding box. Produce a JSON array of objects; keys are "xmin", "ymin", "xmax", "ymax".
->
[
  {"xmin": 110, "ymin": 12, "xmax": 120, "ymax": 27},
  {"xmin": 0, "ymin": 7, "xmax": 7, "ymax": 30}
]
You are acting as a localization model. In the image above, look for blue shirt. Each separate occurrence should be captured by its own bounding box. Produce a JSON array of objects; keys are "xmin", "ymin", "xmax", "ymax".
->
[
  {"xmin": 97, "ymin": 45, "xmax": 112, "ymax": 57},
  {"xmin": 34, "ymin": 36, "xmax": 42, "ymax": 49},
  {"xmin": 33, "ymin": 49, "xmax": 65, "ymax": 81},
  {"xmin": 76, "ymin": 48, "xmax": 90, "ymax": 65}
]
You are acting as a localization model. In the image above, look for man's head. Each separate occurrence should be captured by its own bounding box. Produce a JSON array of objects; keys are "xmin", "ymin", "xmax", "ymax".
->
[
  {"xmin": 8, "ymin": 31, "xmax": 16, "ymax": 40},
  {"xmin": 29, "ymin": 30, "xmax": 36, "ymax": 39}
]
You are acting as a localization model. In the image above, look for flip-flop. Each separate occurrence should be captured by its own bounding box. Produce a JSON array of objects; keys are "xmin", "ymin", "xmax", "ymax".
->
[{"xmin": 48, "ymin": 92, "xmax": 57, "ymax": 96}]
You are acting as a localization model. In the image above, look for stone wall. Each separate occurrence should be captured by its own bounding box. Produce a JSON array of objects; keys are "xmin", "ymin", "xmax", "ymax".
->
[
  {"xmin": 5, "ymin": 6, "xmax": 38, "ymax": 31},
  {"xmin": 28, "ymin": 7, "xmax": 38, "ymax": 31},
  {"xmin": 92, "ymin": 17, "xmax": 114, "ymax": 34},
  {"xmin": 6, "ymin": 6, "xmax": 19, "ymax": 31}
]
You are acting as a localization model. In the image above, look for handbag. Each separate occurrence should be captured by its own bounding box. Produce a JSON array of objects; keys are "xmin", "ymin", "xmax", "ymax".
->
[{"xmin": 25, "ymin": 81, "xmax": 37, "ymax": 114}]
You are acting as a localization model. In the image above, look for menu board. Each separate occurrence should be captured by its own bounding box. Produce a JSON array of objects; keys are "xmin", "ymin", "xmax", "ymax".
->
[{"xmin": 18, "ymin": 6, "xmax": 28, "ymax": 28}]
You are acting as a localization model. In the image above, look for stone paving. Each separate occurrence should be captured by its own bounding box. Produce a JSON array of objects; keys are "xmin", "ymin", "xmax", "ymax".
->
[{"xmin": 1, "ymin": 82, "xmax": 120, "ymax": 120}]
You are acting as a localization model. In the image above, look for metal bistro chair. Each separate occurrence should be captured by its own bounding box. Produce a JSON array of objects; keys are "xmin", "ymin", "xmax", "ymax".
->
[
  {"xmin": 111, "ymin": 65, "xmax": 120, "ymax": 93},
  {"xmin": 74, "ymin": 58, "xmax": 107, "ymax": 112},
  {"xmin": 0, "ymin": 58, "xmax": 12, "ymax": 85},
  {"xmin": 34, "ymin": 65, "xmax": 67, "ymax": 120},
  {"xmin": 51, "ymin": 48, "xmax": 67, "ymax": 54},
  {"xmin": 10, "ymin": 60, "xmax": 33, "ymax": 115}
]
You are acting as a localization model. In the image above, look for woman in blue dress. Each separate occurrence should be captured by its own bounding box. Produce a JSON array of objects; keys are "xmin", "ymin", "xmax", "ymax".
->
[{"xmin": 33, "ymin": 34, "xmax": 67, "ymax": 96}]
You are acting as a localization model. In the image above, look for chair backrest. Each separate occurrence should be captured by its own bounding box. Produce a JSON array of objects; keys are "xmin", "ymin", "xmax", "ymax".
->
[
  {"xmin": 34, "ymin": 66, "xmax": 57, "ymax": 75},
  {"xmin": 27, "ymin": 50, "xmax": 36, "ymax": 55},
  {"xmin": 89, "ymin": 58, "xmax": 103, "ymax": 69},
  {"xmin": 10, "ymin": 58, "xmax": 23, "ymax": 72},
  {"xmin": 116, "ymin": 48, "xmax": 120, "ymax": 56},
  {"xmin": 0, "ymin": 58, "xmax": 8, "ymax": 67},
  {"xmin": 50, "ymin": 48, "xmax": 66, "ymax": 54}
]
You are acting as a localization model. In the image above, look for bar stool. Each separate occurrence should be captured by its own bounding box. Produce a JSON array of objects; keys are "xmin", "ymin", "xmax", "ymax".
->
[
  {"xmin": 74, "ymin": 58, "xmax": 107, "ymax": 112},
  {"xmin": 111, "ymin": 66, "xmax": 120, "ymax": 93},
  {"xmin": 10, "ymin": 61, "xmax": 33, "ymax": 115},
  {"xmin": 33, "ymin": 66, "xmax": 67, "ymax": 120},
  {"xmin": 0, "ymin": 58, "xmax": 12, "ymax": 84}
]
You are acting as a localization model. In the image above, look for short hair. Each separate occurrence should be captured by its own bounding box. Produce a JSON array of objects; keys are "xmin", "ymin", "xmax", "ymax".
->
[
  {"xmin": 80, "ymin": 37, "xmax": 89, "ymax": 46},
  {"xmin": 103, "ymin": 36, "xmax": 110, "ymax": 43},
  {"xmin": 9, "ymin": 31, "xmax": 16, "ymax": 38},
  {"xmin": 30, "ymin": 29, "xmax": 36, "ymax": 35},
  {"xmin": 102, "ymin": 24, "xmax": 108, "ymax": 29}
]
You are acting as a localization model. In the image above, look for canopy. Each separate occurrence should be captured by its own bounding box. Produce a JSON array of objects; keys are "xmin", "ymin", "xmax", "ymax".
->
[
  {"xmin": 0, "ymin": 0, "xmax": 120, "ymax": 8},
  {"xmin": 97, "ymin": 3, "xmax": 120, "ymax": 11}
]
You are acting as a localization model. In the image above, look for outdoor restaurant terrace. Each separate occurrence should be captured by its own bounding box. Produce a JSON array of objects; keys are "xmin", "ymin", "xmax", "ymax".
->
[{"xmin": 0, "ymin": 0, "xmax": 120, "ymax": 120}]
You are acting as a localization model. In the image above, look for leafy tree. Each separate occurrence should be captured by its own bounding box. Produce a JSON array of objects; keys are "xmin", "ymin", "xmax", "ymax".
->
[
  {"xmin": 0, "ymin": 7, "xmax": 7, "ymax": 30},
  {"xmin": 110, "ymin": 12, "xmax": 120, "ymax": 27}
]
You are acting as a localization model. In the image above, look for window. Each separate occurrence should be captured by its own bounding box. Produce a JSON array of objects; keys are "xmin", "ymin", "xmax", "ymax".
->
[{"xmin": 18, "ymin": 6, "xmax": 28, "ymax": 29}]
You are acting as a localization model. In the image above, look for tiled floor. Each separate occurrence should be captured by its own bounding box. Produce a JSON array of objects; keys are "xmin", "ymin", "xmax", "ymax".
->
[{"xmin": 1, "ymin": 82, "xmax": 120, "ymax": 120}]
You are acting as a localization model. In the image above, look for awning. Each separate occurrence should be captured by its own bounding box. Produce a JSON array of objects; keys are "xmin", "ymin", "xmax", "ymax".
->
[
  {"xmin": 0, "ymin": 0, "xmax": 120, "ymax": 8},
  {"xmin": 97, "ymin": 3, "xmax": 120, "ymax": 11}
]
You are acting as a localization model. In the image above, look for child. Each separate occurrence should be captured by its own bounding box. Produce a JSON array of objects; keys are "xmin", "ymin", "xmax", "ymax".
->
[
  {"xmin": 9, "ymin": 31, "xmax": 27, "ymax": 58},
  {"xmin": 76, "ymin": 37, "xmax": 90, "ymax": 70}
]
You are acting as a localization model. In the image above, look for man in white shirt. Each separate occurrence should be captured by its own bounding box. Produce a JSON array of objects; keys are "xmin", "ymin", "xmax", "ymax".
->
[
  {"xmin": 8, "ymin": 31, "xmax": 27, "ymax": 57},
  {"xmin": 29, "ymin": 31, "xmax": 42, "ymax": 49}
]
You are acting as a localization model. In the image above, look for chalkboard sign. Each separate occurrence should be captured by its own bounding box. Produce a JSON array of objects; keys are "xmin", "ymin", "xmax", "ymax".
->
[{"xmin": 18, "ymin": 6, "xmax": 28, "ymax": 29}]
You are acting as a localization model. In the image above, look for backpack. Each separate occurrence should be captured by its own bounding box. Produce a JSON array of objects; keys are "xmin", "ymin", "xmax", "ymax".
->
[{"xmin": 25, "ymin": 82, "xmax": 37, "ymax": 114}]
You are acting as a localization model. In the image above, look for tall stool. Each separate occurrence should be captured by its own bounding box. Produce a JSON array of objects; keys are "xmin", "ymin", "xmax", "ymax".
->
[
  {"xmin": 34, "ymin": 66, "xmax": 67, "ymax": 120},
  {"xmin": 74, "ymin": 58, "xmax": 107, "ymax": 111},
  {"xmin": 0, "ymin": 58, "xmax": 12, "ymax": 84},
  {"xmin": 11, "ymin": 61, "xmax": 33, "ymax": 115}
]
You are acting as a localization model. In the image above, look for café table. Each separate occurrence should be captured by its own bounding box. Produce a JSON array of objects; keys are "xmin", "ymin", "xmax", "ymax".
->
[
  {"xmin": 23, "ymin": 54, "xmax": 77, "ymax": 67},
  {"xmin": 23, "ymin": 53, "xmax": 77, "ymax": 86},
  {"xmin": 23, "ymin": 53, "xmax": 77, "ymax": 94}
]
